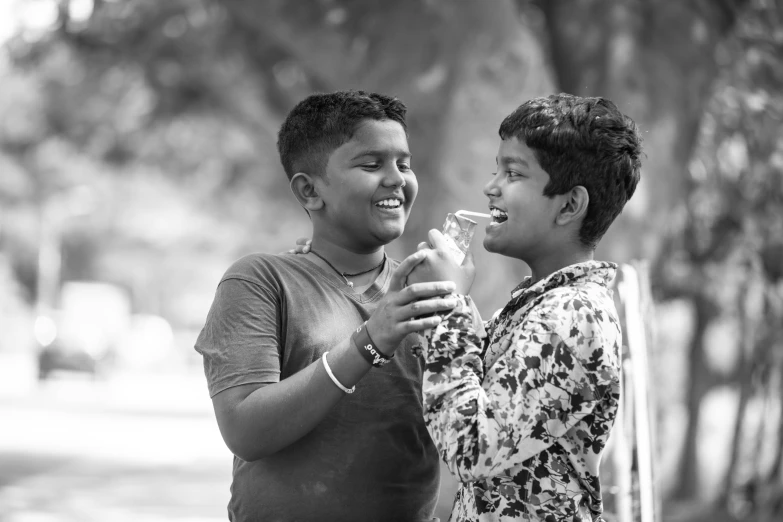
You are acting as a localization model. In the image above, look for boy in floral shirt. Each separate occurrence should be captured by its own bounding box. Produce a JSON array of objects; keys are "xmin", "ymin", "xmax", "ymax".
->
[{"xmin": 409, "ymin": 94, "xmax": 643, "ymax": 521}]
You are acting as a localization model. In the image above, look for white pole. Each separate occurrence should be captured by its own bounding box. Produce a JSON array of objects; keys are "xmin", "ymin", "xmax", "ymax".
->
[
  {"xmin": 612, "ymin": 355, "xmax": 635, "ymax": 522},
  {"xmin": 620, "ymin": 264, "xmax": 656, "ymax": 522}
]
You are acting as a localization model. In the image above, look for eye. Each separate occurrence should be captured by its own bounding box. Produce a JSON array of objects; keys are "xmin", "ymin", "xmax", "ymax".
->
[
  {"xmin": 361, "ymin": 163, "xmax": 380, "ymax": 170},
  {"xmin": 398, "ymin": 163, "xmax": 411, "ymax": 172},
  {"xmin": 507, "ymin": 170, "xmax": 523, "ymax": 178}
]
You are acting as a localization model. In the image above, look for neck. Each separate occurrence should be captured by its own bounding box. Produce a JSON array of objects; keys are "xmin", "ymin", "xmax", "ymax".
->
[
  {"xmin": 309, "ymin": 237, "xmax": 386, "ymax": 275},
  {"xmin": 525, "ymin": 248, "xmax": 594, "ymax": 283}
]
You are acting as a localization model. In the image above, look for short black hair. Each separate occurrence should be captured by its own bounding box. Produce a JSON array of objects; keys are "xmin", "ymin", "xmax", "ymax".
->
[
  {"xmin": 499, "ymin": 93, "xmax": 642, "ymax": 249},
  {"xmin": 277, "ymin": 90, "xmax": 408, "ymax": 181}
]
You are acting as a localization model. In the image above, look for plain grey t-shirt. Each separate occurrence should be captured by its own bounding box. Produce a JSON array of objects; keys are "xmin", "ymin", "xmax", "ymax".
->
[{"xmin": 195, "ymin": 253, "xmax": 440, "ymax": 522}]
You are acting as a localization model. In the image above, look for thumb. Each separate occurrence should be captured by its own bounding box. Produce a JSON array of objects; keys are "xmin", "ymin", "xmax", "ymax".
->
[
  {"xmin": 389, "ymin": 250, "xmax": 427, "ymax": 291},
  {"xmin": 427, "ymin": 229, "xmax": 449, "ymax": 252}
]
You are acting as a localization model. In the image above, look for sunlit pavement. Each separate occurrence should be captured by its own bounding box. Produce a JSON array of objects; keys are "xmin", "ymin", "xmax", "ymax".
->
[
  {"xmin": 0, "ymin": 362, "xmax": 234, "ymax": 522},
  {"xmin": 0, "ymin": 355, "xmax": 460, "ymax": 522}
]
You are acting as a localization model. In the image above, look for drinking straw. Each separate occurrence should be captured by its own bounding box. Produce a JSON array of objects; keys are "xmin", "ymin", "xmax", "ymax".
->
[{"xmin": 454, "ymin": 210, "xmax": 491, "ymax": 220}]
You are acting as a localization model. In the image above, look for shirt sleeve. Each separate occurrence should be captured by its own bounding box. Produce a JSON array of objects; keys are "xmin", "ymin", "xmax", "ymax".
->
[
  {"xmin": 195, "ymin": 273, "xmax": 283, "ymax": 397},
  {"xmin": 422, "ymin": 293, "xmax": 617, "ymax": 482}
]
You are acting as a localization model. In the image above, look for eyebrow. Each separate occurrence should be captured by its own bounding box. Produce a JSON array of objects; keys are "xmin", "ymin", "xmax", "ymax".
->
[
  {"xmin": 497, "ymin": 155, "xmax": 530, "ymax": 168},
  {"xmin": 351, "ymin": 149, "xmax": 412, "ymax": 161}
]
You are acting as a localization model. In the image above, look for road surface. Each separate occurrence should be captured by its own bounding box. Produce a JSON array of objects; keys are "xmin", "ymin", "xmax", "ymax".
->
[{"xmin": 0, "ymin": 369, "xmax": 232, "ymax": 522}]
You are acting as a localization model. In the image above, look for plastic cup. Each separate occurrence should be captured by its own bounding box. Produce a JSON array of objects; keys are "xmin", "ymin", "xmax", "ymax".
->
[{"xmin": 441, "ymin": 213, "xmax": 477, "ymax": 265}]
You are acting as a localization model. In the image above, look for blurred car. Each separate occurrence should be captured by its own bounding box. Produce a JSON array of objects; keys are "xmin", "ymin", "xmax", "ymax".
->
[{"xmin": 35, "ymin": 281, "xmax": 131, "ymax": 381}]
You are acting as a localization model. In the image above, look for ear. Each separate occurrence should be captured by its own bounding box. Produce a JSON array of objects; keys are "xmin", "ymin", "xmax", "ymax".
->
[
  {"xmin": 555, "ymin": 185, "xmax": 589, "ymax": 226},
  {"xmin": 290, "ymin": 172, "xmax": 324, "ymax": 212}
]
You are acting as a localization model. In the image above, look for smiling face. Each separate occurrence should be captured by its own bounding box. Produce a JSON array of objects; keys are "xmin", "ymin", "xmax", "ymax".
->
[
  {"xmin": 483, "ymin": 137, "xmax": 563, "ymax": 261},
  {"xmin": 312, "ymin": 118, "xmax": 418, "ymax": 252}
]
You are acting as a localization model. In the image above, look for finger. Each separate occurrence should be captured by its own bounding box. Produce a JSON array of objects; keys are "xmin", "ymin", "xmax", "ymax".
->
[
  {"xmin": 295, "ymin": 237, "xmax": 311, "ymax": 246},
  {"xmin": 403, "ymin": 297, "xmax": 458, "ymax": 319},
  {"xmin": 302, "ymin": 244, "xmax": 310, "ymax": 253},
  {"xmin": 416, "ymin": 241, "xmax": 430, "ymax": 252},
  {"xmin": 389, "ymin": 250, "xmax": 428, "ymax": 291},
  {"xmin": 403, "ymin": 281, "xmax": 457, "ymax": 301},
  {"xmin": 400, "ymin": 315, "xmax": 443, "ymax": 334}
]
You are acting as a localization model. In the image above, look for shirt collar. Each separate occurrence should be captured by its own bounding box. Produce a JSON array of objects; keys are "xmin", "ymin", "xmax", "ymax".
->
[{"xmin": 509, "ymin": 260, "xmax": 618, "ymax": 304}]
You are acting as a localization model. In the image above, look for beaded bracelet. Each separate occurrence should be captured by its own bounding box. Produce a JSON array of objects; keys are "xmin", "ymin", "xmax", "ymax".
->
[
  {"xmin": 352, "ymin": 322, "xmax": 393, "ymax": 368},
  {"xmin": 322, "ymin": 352, "xmax": 355, "ymax": 394}
]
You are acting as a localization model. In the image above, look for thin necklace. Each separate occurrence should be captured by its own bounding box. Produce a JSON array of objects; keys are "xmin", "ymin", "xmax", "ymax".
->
[{"xmin": 309, "ymin": 250, "xmax": 387, "ymax": 289}]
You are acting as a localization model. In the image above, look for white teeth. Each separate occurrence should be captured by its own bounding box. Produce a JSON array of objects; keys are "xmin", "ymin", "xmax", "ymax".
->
[
  {"xmin": 490, "ymin": 208, "xmax": 508, "ymax": 220},
  {"xmin": 376, "ymin": 198, "xmax": 402, "ymax": 208}
]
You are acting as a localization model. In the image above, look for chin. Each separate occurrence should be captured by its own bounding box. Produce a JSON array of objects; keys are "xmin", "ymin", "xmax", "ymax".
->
[
  {"xmin": 373, "ymin": 225, "xmax": 404, "ymax": 244},
  {"xmin": 483, "ymin": 237, "xmax": 522, "ymax": 259},
  {"xmin": 483, "ymin": 236, "xmax": 500, "ymax": 254}
]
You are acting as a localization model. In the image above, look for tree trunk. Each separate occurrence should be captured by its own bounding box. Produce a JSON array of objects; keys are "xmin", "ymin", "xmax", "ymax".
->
[
  {"xmin": 720, "ymin": 361, "xmax": 752, "ymax": 506},
  {"xmin": 675, "ymin": 293, "xmax": 718, "ymax": 499}
]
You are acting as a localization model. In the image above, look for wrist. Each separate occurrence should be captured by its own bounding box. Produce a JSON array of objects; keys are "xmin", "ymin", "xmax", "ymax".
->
[
  {"xmin": 364, "ymin": 319, "xmax": 397, "ymax": 356},
  {"xmin": 353, "ymin": 322, "xmax": 394, "ymax": 366}
]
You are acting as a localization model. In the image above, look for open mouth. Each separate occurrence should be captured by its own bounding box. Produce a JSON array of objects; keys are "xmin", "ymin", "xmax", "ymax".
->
[
  {"xmin": 375, "ymin": 198, "xmax": 403, "ymax": 210},
  {"xmin": 490, "ymin": 208, "xmax": 508, "ymax": 224}
]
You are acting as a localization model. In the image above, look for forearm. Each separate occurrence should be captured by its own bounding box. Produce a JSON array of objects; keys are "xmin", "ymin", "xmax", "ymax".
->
[
  {"xmin": 423, "ymin": 296, "xmax": 493, "ymax": 480},
  {"xmin": 216, "ymin": 337, "xmax": 371, "ymax": 461},
  {"xmin": 424, "ymin": 298, "xmax": 543, "ymax": 482}
]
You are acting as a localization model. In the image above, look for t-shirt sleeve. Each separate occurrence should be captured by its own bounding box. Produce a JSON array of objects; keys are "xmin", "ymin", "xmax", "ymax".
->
[{"xmin": 195, "ymin": 267, "xmax": 283, "ymax": 397}]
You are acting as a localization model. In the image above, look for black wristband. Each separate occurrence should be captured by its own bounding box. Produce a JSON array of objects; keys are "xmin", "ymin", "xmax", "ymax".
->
[{"xmin": 352, "ymin": 322, "xmax": 393, "ymax": 368}]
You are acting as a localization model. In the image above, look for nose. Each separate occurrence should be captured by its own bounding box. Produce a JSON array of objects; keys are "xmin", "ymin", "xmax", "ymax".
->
[
  {"xmin": 382, "ymin": 164, "xmax": 406, "ymax": 188},
  {"xmin": 483, "ymin": 175, "xmax": 500, "ymax": 198}
]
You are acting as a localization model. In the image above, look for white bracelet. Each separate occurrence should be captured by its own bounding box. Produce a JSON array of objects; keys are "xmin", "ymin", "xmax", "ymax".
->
[{"xmin": 322, "ymin": 352, "xmax": 355, "ymax": 394}]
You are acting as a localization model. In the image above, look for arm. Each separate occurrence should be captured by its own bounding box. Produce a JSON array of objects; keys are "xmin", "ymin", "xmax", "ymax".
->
[
  {"xmin": 423, "ymin": 294, "xmax": 617, "ymax": 482},
  {"xmin": 209, "ymin": 251, "xmax": 458, "ymax": 462},
  {"xmin": 212, "ymin": 337, "xmax": 366, "ymax": 461}
]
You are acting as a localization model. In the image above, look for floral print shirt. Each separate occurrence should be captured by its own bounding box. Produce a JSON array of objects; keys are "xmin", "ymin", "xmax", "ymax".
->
[{"xmin": 423, "ymin": 261, "xmax": 622, "ymax": 522}]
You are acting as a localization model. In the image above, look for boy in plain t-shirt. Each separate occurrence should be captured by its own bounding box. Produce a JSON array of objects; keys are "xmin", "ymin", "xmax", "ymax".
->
[{"xmin": 195, "ymin": 91, "xmax": 458, "ymax": 522}]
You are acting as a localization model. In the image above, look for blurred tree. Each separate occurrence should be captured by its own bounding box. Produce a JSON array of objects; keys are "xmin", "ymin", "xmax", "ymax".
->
[
  {"xmin": 649, "ymin": 0, "xmax": 783, "ymax": 512},
  {"xmin": 0, "ymin": 0, "xmax": 307, "ymax": 320}
]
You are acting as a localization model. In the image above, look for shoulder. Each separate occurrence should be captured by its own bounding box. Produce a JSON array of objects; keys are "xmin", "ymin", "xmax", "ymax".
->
[
  {"xmin": 527, "ymin": 284, "xmax": 620, "ymax": 350},
  {"xmin": 532, "ymin": 283, "xmax": 615, "ymax": 321},
  {"xmin": 529, "ymin": 285, "xmax": 621, "ymax": 377},
  {"xmin": 221, "ymin": 253, "xmax": 305, "ymax": 287}
]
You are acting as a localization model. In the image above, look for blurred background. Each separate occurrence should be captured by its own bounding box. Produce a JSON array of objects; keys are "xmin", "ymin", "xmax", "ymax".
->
[{"xmin": 0, "ymin": 0, "xmax": 781, "ymax": 521}]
